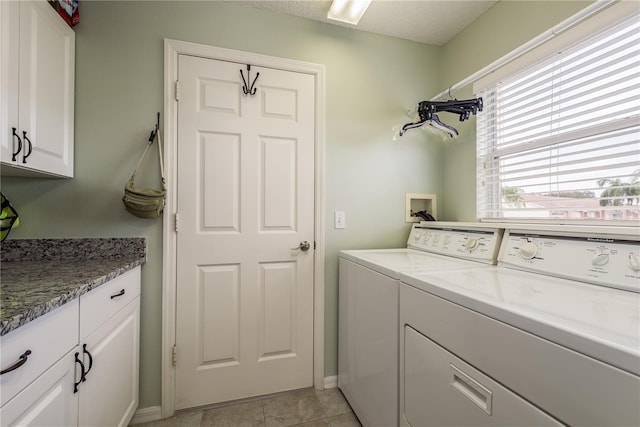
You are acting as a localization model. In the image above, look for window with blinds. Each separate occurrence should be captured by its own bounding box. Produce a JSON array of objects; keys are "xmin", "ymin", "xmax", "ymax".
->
[{"xmin": 476, "ymin": 13, "xmax": 640, "ymax": 222}]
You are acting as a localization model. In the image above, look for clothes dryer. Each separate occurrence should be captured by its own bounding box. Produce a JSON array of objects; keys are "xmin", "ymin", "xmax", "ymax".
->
[
  {"xmin": 338, "ymin": 222, "xmax": 503, "ymax": 427},
  {"xmin": 399, "ymin": 226, "xmax": 640, "ymax": 426}
]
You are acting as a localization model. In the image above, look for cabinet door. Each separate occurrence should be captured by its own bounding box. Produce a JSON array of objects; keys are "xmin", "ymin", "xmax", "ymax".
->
[
  {"xmin": 0, "ymin": 0, "xmax": 20, "ymax": 166},
  {"xmin": 0, "ymin": 348, "xmax": 79, "ymax": 427},
  {"xmin": 17, "ymin": 1, "xmax": 74, "ymax": 177},
  {"xmin": 78, "ymin": 297, "xmax": 140, "ymax": 427}
]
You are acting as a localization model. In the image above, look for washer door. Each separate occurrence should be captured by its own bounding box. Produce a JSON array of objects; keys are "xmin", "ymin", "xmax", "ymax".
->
[{"xmin": 402, "ymin": 326, "xmax": 563, "ymax": 426}]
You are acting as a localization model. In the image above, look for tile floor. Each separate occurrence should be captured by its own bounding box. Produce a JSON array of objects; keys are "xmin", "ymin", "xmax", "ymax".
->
[{"xmin": 131, "ymin": 388, "xmax": 362, "ymax": 427}]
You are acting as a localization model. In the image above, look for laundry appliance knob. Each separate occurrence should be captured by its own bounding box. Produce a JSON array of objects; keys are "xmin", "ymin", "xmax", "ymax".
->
[
  {"xmin": 519, "ymin": 242, "xmax": 538, "ymax": 260},
  {"xmin": 464, "ymin": 238, "xmax": 479, "ymax": 250},
  {"xmin": 591, "ymin": 253, "xmax": 609, "ymax": 267},
  {"xmin": 628, "ymin": 253, "xmax": 640, "ymax": 272}
]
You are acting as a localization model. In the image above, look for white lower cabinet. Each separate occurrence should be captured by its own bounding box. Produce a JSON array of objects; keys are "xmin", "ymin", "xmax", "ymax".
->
[
  {"xmin": 0, "ymin": 299, "xmax": 79, "ymax": 409},
  {"xmin": 0, "ymin": 348, "xmax": 79, "ymax": 426},
  {"xmin": 78, "ymin": 297, "xmax": 140, "ymax": 427},
  {"xmin": 0, "ymin": 267, "xmax": 141, "ymax": 426}
]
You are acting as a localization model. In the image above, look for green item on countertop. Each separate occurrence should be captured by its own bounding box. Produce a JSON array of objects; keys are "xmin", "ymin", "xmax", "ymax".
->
[{"xmin": 1, "ymin": 192, "xmax": 19, "ymax": 241}]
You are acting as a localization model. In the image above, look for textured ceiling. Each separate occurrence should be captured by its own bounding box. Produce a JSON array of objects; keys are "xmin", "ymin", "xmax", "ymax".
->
[{"xmin": 235, "ymin": 0, "xmax": 498, "ymax": 46}]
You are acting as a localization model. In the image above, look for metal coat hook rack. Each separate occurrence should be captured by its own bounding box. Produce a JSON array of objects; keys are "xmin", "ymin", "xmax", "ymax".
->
[{"xmin": 240, "ymin": 64, "xmax": 260, "ymax": 96}]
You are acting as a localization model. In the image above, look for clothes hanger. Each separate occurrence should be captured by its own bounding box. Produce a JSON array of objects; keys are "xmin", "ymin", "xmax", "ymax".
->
[
  {"xmin": 398, "ymin": 97, "xmax": 482, "ymax": 138},
  {"xmin": 424, "ymin": 114, "xmax": 459, "ymax": 139},
  {"xmin": 398, "ymin": 113, "xmax": 458, "ymax": 139}
]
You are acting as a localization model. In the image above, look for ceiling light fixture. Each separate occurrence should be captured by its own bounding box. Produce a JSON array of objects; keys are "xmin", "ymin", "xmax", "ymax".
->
[{"xmin": 327, "ymin": 0, "xmax": 372, "ymax": 25}]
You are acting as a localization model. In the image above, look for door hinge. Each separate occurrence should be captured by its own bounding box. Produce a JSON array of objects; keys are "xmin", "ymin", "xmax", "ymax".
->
[
  {"xmin": 172, "ymin": 345, "xmax": 177, "ymax": 366},
  {"xmin": 175, "ymin": 81, "xmax": 180, "ymax": 101},
  {"xmin": 314, "ymin": 241, "xmax": 316, "ymax": 250},
  {"xmin": 175, "ymin": 213, "xmax": 180, "ymax": 233}
]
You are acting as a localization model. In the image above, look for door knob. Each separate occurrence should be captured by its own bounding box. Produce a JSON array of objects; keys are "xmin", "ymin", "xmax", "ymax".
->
[{"xmin": 291, "ymin": 241, "xmax": 311, "ymax": 252}]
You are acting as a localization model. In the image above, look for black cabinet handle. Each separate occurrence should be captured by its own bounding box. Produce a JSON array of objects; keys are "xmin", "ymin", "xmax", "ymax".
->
[
  {"xmin": 110, "ymin": 289, "xmax": 125, "ymax": 299},
  {"xmin": 82, "ymin": 344, "xmax": 93, "ymax": 378},
  {"xmin": 22, "ymin": 131, "xmax": 32, "ymax": 163},
  {"xmin": 11, "ymin": 127, "xmax": 22, "ymax": 161},
  {"xmin": 74, "ymin": 351, "xmax": 86, "ymax": 393},
  {"xmin": 0, "ymin": 350, "xmax": 32, "ymax": 375}
]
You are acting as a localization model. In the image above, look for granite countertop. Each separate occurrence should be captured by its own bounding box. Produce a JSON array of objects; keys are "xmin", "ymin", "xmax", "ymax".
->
[{"xmin": 0, "ymin": 238, "xmax": 146, "ymax": 336}]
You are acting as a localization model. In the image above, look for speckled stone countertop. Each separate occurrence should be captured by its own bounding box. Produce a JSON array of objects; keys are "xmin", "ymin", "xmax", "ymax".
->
[{"xmin": 0, "ymin": 238, "xmax": 146, "ymax": 336}]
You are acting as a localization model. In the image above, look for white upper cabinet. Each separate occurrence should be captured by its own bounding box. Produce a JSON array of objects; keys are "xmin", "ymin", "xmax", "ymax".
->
[{"xmin": 1, "ymin": 0, "xmax": 75, "ymax": 178}]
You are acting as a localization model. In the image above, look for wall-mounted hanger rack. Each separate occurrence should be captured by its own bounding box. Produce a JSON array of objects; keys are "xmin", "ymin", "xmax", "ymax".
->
[{"xmin": 398, "ymin": 97, "xmax": 483, "ymax": 138}]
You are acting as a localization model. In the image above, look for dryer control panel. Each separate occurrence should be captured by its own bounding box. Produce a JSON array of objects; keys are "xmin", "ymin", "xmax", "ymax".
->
[
  {"xmin": 500, "ymin": 230, "xmax": 640, "ymax": 292},
  {"xmin": 407, "ymin": 224, "xmax": 503, "ymax": 264}
]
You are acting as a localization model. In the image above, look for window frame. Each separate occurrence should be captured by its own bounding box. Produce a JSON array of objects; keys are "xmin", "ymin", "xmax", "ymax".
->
[{"xmin": 474, "ymin": 11, "xmax": 640, "ymax": 225}]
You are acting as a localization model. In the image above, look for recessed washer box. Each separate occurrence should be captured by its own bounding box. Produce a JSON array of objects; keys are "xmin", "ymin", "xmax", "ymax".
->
[{"xmin": 406, "ymin": 193, "xmax": 437, "ymax": 222}]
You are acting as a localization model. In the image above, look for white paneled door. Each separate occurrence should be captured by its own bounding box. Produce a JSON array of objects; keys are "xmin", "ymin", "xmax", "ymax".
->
[{"xmin": 175, "ymin": 55, "xmax": 315, "ymax": 409}]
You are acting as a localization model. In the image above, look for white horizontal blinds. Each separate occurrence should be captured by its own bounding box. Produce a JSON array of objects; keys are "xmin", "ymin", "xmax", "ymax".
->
[
  {"xmin": 476, "ymin": 87, "xmax": 500, "ymax": 218},
  {"xmin": 477, "ymin": 12, "xmax": 640, "ymax": 221}
]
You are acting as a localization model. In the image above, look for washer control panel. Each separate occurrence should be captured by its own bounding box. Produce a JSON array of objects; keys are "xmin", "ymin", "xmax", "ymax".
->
[
  {"xmin": 500, "ymin": 230, "xmax": 640, "ymax": 292},
  {"xmin": 407, "ymin": 224, "xmax": 503, "ymax": 264}
]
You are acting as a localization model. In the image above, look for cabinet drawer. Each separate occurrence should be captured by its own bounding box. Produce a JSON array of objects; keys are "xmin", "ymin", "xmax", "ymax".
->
[
  {"xmin": 80, "ymin": 267, "xmax": 141, "ymax": 340},
  {"xmin": 0, "ymin": 299, "xmax": 79, "ymax": 407}
]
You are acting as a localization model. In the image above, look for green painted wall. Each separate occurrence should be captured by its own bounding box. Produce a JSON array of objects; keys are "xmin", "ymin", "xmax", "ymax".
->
[
  {"xmin": 438, "ymin": 0, "xmax": 594, "ymax": 221},
  {"xmin": 1, "ymin": 0, "xmax": 600, "ymax": 411},
  {"xmin": 1, "ymin": 1, "xmax": 441, "ymax": 408}
]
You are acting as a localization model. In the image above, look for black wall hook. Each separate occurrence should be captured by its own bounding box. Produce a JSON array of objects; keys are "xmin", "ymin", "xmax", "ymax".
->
[
  {"xmin": 240, "ymin": 64, "xmax": 259, "ymax": 96},
  {"xmin": 148, "ymin": 112, "xmax": 160, "ymax": 143}
]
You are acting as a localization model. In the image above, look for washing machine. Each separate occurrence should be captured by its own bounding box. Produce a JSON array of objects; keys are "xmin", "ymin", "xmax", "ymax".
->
[
  {"xmin": 338, "ymin": 222, "xmax": 503, "ymax": 427},
  {"xmin": 399, "ymin": 226, "xmax": 640, "ymax": 426}
]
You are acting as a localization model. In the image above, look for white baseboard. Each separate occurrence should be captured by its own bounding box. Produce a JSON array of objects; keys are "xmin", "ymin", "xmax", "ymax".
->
[
  {"xmin": 324, "ymin": 375, "xmax": 338, "ymax": 389},
  {"xmin": 130, "ymin": 406, "xmax": 162, "ymax": 425},
  {"xmin": 132, "ymin": 378, "xmax": 338, "ymax": 424}
]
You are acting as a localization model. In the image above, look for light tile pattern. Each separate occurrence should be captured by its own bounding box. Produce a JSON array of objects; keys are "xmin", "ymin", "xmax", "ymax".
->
[{"xmin": 132, "ymin": 389, "xmax": 361, "ymax": 427}]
